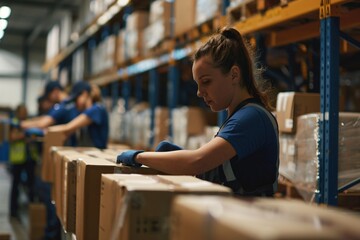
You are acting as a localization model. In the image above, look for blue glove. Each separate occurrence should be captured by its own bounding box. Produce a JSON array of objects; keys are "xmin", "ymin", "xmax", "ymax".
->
[
  {"xmin": 25, "ymin": 128, "xmax": 44, "ymax": 137},
  {"xmin": 155, "ymin": 141, "xmax": 182, "ymax": 152},
  {"xmin": 116, "ymin": 150, "xmax": 144, "ymax": 167}
]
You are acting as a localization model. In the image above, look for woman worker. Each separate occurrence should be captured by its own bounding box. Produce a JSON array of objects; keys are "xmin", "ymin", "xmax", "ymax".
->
[
  {"xmin": 117, "ymin": 27, "xmax": 279, "ymax": 196},
  {"xmin": 48, "ymin": 81, "xmax": 109, "ymax": 149}
]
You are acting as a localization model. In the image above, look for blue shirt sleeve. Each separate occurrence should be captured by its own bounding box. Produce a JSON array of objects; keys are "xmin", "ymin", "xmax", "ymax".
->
[
  {"xmin": 217, "ymin": 107, "xmax": 267, "ymax": 159},
  {"xmin": 83, "ymin": 104, "xmax": 102, "ymax": 125}
]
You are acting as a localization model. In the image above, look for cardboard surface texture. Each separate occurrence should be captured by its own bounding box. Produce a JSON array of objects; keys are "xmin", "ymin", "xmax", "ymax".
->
[
  {"xmin": 171, "ymin": 196, "xmax": 360, "ymax": 240},
  {"xmin": 29, "ymin": 203, "xmax": 46, "ymax": 240},
  {"xmin": 99, "ymin": 174, "xmax": 231, "ymax": 240},
  {"xmin": 41, "ymin": 131, "xmax": 67, "ymax": 183},
  {"xmin": 75, "ymin": 157, "xmax": 117, "ymax": 240}
]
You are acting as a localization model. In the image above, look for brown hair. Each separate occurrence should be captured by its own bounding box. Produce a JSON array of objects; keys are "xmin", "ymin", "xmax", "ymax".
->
[{"xmin": 193, "ymin": 27, "xmax": 273, "ymax": 111}]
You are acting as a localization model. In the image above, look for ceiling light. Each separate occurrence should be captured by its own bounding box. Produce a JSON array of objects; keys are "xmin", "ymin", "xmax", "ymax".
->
[
  {"xmin": 0, "ymin": 30, "xmax": 4, "ymax": 39},
  {"xmin": 0, "ymin": 19, "xmax": 7, "ymax": 30},
  {"xmin": 0, "ymin": 6, "xmax": 11, "ymax": 19}
]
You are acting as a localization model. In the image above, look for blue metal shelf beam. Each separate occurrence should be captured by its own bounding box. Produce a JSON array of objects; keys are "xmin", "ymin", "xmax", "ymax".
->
[
  {"xmin": 149, "ymin": 69, "xmax": 160, "ymax": 147},
  {"xmin": 318, "ymin": 16, "xmax": 339, "ymax": 206}
]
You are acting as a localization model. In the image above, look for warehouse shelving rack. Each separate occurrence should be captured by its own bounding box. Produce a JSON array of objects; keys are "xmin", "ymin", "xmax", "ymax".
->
[{"xmin": 42, "ymin": 0, "xmax": 360, "ymax": 206}]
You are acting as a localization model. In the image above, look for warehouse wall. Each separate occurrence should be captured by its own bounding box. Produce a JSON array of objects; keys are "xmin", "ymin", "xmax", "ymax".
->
[{"xmin": 0, "ymin": 49, "xmax": 46, "ymax": 116}]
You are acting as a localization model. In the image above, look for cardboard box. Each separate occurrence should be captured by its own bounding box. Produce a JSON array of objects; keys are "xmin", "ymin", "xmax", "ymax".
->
[
  {"xmin": 276, "ymin": 92, "xmax": 320, "ymax": 133},
  {"xmin": 99, "ymin": 174, "xmax": 231, "ymax": 240},
  {"xmin": 126, "ymin": 11, "xmax": 149, "ymax": 31},
  {"xmin": 143, "ymin": 19, "xmax": 171, "ymax": 50},
  {"xmin": 52, "ymin": 148, "xmax": 99, "ymax": 232},
  {"xmin": 171, "ymin": 196, "xmax": 360, "ymax": 240},
  {"xmin": 41, "ymin": 131, "xmax": 67, "ymax": 183},
  {"xmin": 116, "ymin": 30, "xmax": 125, "ymax": 65},
  {"xmin": 75, "ymin": 157, "xmax": 117, "ymax": 240},
  {"xmin": 174, "ymin": 0, "xmax": 196, "ymax": 36},
  {"xmin": 0, "ymin": 234, "xmax": 10, "ymax": 240},
  {"xmin": 29, "ymin": 203, "xmax": 46, "ymax": 240}
]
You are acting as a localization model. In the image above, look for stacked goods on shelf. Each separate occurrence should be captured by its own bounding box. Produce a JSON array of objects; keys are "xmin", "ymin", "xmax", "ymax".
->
[
  {"xmin": 60, "ymin": 12, "xmax": 72, "ymax": 50},
  {"xmin": 143, "ymin": 0, "xmax": 172, "ymax": 51},
  {"xmin": 121, "ymin": 103, "xmax": 151, "ymax": 149},
  {"xmin": 108, "ymin": 99, "xmax": 126, "ymax": 142},
  {"xmin": 116, "ymin": 30, "xmax": 126, "ymax": 65},
  {"xmin": 46, "ymin": 25, "xmax": 60, "ymax": 61},
  {"xmin": 91, "ymin": 34, "xmax": 116, "ymax": 75},
  {"xmin": 171, "ymin": 196, "xmax": 360, "ymax": 239},
  {"xmin": 154, "ymin": 107, "xmax": 169, "ymax": 148},
  {"xmin": 294, "ymin": 112, "xmax": 360, "ymax": 201},
  {"xmin": 276, "ymin": 92, "xmax": 320, "ymax": 133},
  {"xmin": 72, "ymin": 48, "xmax": 85, "ymax": 82},
  {"xmin": 195, "ymin": 0, "xmax": 221, "ymax": 25},
  {"xmin": 124, "ymin": 11, "xmax": 149, "ymax": 61},
  {"xmin": 173, "ymin": 0, "xmax": 196, "ymax": 36},
  {"xmin": 172, "ymin": 107, "xmax": 206, "ymax": 148},
  {"xmin": 99, "ymin": 174, "xmax": 231, "ymax": 240},
  {"xmin": 276, "ymin": 92, "xmax": 320, "ymax": 195}
]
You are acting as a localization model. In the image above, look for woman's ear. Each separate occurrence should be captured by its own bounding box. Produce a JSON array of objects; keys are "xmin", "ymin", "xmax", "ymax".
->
[{"xmin": 230, "ymin": 65, "xmax": 241, "ymax": 85}]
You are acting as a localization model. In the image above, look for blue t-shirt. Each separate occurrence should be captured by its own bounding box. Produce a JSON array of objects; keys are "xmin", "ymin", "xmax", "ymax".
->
[
  {"xmin": 48, "ymin": 100, "xmax": 79, "ymax": 146},
  {"xmin": 83, "ymin": 103, "xmax": 109, "ymax": 149},
  {"xmin": 199, "ymin": 102, "xmax": 279, "ymax": 196},
  {"xmin": 48, "ymin": 101, "xmax": 79, "ymax": 125}
]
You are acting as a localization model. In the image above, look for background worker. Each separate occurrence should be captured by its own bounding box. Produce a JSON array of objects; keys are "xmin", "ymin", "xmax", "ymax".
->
[
  {"xmin": 117, "ymin": 27, "xmax": 279, "ymax": 197},
  {"xmin": 21, "ymin": 81, "xmax": 78, "ymax": 132},
  {"xmin": 48, "ymin": 81, "xmax": 109, "ymax": 149},
  {"xmin": 8, "ymin": 104, "xmax": 36, "ymax": 219}
]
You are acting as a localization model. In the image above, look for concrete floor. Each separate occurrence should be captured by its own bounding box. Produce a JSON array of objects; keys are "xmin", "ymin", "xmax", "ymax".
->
[{"xmin": 0, "ymin": 163, "xmax": 28, "ymax": 240}]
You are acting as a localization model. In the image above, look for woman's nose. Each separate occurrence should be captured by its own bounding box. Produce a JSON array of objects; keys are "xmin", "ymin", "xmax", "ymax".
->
[{"xmin": 197, "ymin": 87, "xmax": 203, "ymax": 97}]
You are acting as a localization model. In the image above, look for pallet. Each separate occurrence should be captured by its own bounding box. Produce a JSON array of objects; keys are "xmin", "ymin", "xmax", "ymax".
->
[{"xmin": 276, "ymin": 174, "xmax": 360, "ymax": 211}]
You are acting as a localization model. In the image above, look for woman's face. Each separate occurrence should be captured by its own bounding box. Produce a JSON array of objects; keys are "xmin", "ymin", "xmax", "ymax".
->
[
  {"xmin": 75, "ymin": 91, "xmax": 89, "ymax": 111},
  {"xmin": 192, "ymin": 56, "xmax": 235, "ymax": 112}
]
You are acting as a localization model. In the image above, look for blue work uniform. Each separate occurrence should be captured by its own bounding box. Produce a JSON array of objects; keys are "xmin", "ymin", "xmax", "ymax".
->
[
  {"xmin": 47, "ymin": 100, "xmax": 79, "ymax": 146},
  {"xmin": 198, "ymin": 98, "xmax": 279, "ymax": 196},
  {"xmin": 82, "ymin": 103, "xmax": 109, "ymax": 149}
]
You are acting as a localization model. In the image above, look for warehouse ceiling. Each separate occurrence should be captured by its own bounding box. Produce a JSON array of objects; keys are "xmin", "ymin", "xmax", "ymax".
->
[{"xmin": 0, "ymin": 0, "xmax": 80, "ymax": 53}]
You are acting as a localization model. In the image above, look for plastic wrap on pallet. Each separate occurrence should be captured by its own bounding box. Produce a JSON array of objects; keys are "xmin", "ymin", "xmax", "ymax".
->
[
  {"xmin": 294, "ymin": 112, "xmax": 360, "ymax": 202},
  {"xmin": 196, "ymin": 0, "xmax": 221, "ymax": 25},
  {"xmin": 279, "ymin": 133, "xmax": 296, "ymax": 180}
]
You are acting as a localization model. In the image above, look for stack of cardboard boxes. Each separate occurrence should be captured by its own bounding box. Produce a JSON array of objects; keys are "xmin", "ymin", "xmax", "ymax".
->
[
  {"xmin": 276, "ymin": 92, "xmax": 320, "ymax": 182},
  {"xmin": 276, "ymin": 92, "xmax": 360, "ymax": 201}
]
